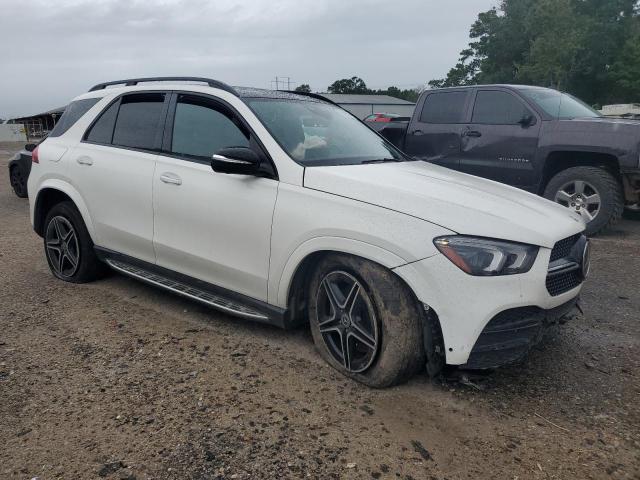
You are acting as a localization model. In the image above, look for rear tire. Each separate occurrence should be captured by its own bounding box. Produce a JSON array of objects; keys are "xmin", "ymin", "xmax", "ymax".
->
[
  {"xmin": 308, "ymin": 254, "xmax": 425, "ymax": 388},
  {"xmin": 9, "ymin": 166, "xmax": 27, "ymax": 198},
  {"xmin": 543, "ymin": 166, "xmax": 623, "ymax": 236},
  {"xmin": 43, "ymin": 201, "xmax": 106, "ymax": 283}
]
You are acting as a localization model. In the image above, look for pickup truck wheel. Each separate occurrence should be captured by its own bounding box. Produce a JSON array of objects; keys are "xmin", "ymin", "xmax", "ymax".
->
[
  {"xmin": 44, "ymin": 201, "xmax": 106, "ymax": 283},
  {"xmin": 308, "ymin": 254, "xmax": 425, "ymax": 388},
  {"xmin": 543, "ymin": 167, "xmax": 623, "ymax": 236},
  {"xmin": 9, "ymin": 166, "xmax": 28, "ymax": 198}
]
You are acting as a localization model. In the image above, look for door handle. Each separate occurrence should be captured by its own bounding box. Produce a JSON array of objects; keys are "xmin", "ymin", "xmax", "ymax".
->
[
  {"xmin": 160, "ymin": 173, "xmax": 182, "ymax": 185},
  {"xmin": 76, "ymin": 156, "xmax": 93, "ymax": 166},
  {"xmin": 410, "ymin": 129, "xmax": 424, "ymax": 136},
  {"xmin": 463, "ymin": 130, "xmax": 482, "ymax": 138}
]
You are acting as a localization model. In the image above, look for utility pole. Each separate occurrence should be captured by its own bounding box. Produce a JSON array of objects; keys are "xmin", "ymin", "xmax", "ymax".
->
[{"xmin": 271, "ymin": 76, "xmax": 292, "ymax": 90}]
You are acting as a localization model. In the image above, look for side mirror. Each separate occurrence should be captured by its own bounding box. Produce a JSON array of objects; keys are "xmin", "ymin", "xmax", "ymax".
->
[
  {"xmin": 518, "ymin": 114, "xmax": 536, "ymax": 128},
  {"xmin": 211, "ymin": 147, "xmax": 260, "ymax": 175},
  {"xmin": 25, "ymin": 143, "xmax": 37, "ymax": 152}
]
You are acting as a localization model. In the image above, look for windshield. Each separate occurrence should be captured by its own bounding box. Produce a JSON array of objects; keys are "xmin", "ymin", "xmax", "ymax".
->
[
  {"xmin": 245, "ymin": 98, "xmax": 407, "ymax": 166},
  {"xmin": 519, "ymin": 88, "xmax": 601, "ymax": 119}
]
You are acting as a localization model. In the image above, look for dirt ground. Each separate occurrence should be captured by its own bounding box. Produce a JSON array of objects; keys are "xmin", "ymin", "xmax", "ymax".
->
[{"xmin": 0, "ymin": 141, "xmax": 638, "ymax": 480}]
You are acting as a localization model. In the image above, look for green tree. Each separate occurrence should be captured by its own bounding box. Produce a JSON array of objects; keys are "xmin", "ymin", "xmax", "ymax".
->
[
  {"xmin": 327, "ymin": 76, "xmax": 369, "ymax": 94},
  {"xmin": 430, "ymin": 0, "xmax": 640, "ymax": 105},
  {"xmin": 294, "ymin": 84, "xmax": 311, "ymax": 93}
]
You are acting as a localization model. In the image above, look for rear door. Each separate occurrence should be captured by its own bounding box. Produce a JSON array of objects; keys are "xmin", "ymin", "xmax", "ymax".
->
[
  {"xmin": 70, "ymin": 92, "xmax": 167, "ymax": 264},
  {"xmin": 152, "ymin": 93, "xmax": 278, "ymax": 302},
  {"xmin": 403, "ymin": 89, "xmax": 470, "ymax": 170},
  {"xmin": 458, "ymin": 89, "xmax": 540, "ymax": 186}
]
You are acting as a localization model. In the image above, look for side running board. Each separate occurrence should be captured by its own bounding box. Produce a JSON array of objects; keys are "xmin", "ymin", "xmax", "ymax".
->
[{"xmin": 105, "ymin": 259, "xmax": 269, "ymax": 321}]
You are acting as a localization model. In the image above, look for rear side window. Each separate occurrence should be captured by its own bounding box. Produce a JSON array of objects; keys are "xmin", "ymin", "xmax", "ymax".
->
[
  {"xmin": 472, "ymin": 90, "xmax": 530, "ymax": 125},
  {"xmin": 170, "ymin": 95, "xmax": 249, "ymax": 160},
  {"xmin": 419, "ymin": 91, "xmax": 467, "ymax": 123},
  {"xmin": 112, "ymin": 93, "xmax": 166, "ymax": 150},
  {"xmin": 84, "ymin": 101, "xmax": 119, "ymax": 144},
  {"xmin": 49, "ymin": 98, "xmax": 100, "ymax": 137}
]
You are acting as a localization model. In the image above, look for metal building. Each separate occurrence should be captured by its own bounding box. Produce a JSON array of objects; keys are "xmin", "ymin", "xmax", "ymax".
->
[
  {"xmin": 10, "ymin": 106, "xmax": 66, "ymax": 140},
  {"xmin": 319, "ymin": 94, "xmax": 415, "ymax": 119}
]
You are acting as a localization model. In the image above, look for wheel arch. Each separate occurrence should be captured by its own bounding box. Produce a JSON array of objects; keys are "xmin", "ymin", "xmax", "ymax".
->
[
  {"xmin": 33, "ymin": 182, "xmax": 96, "ymax": 240},
  {"xmin": 539, "ymin": 150, "xmax": 621, "ymax": 194}
]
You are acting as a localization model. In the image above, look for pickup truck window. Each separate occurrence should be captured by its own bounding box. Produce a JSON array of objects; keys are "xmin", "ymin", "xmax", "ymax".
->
[
  {"xmin": 246, "ymin": 99, "xmax": 405, "ymax": 166},
  {"xmin": 519, "ymin": 88, "xmax": 600, "ymax": 119},
  {"xmin": 419, "ymin": 91, "xmax": 467, "ymax": 124},
  {"xmin": 471, "ymin": 90, "xmax": 531, "ymax": 125}
]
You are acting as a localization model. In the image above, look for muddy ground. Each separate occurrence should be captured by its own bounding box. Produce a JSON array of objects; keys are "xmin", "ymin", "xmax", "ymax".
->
[{"xmin": 0, "ymin": 141, "xmax": 638, "ymax": 479}]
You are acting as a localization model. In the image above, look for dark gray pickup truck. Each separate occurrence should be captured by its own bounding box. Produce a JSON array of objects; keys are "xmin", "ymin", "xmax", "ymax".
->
[{"xmin": 375, "ymin": 85, "xmax": 640, "ymax": 235}]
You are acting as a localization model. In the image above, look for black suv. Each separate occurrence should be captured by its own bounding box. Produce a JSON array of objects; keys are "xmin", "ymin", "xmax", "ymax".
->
[
  {"xmin": 375, "ymin": 85, "xmax": 640, "ymax": 235},
  {"xmin": 8, "ymin": 143, "xmax": 36, "ymax": 198}
]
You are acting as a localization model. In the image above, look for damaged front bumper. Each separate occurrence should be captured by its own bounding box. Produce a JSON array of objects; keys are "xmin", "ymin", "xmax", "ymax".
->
[{"xmin": 462, "ymin": 298, "xmax": 581, "ymax": 370}]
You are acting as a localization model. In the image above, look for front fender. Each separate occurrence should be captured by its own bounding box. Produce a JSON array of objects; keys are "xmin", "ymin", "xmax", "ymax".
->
[
  {"xmin": 32, "ymin": 179, "xmax": 97, "ymax": 241},
  {"xmin": 271, "ymin": 236, "xmax": 413, "ymax": 308}
]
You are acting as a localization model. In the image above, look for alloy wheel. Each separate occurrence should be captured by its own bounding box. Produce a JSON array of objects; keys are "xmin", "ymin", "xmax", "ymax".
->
[
  {"xmin": 45, "ymin": 216, "xmax": 80, "ymax": 277},
  {"xmin": 315, "ymin": 271, "xmax": 379, "ymax": 373},
  {"xmin": 554, "ymin": 180, "xmax": 601, "ymax": 222}
]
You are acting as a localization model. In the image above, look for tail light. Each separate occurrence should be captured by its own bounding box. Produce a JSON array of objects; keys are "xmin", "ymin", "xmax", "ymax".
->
[{"xmin": 31, "ymin": 146, "xmax": 39, "ymax": 163}]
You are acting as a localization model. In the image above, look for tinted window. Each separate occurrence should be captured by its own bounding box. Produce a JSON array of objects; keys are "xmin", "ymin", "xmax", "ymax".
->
[
  {"xmin": 472, "ymin": 91, "xmax": 530, "ymax": 124},
  {"xmin": 171, "ymin": 96, "xmax": 249, "ymax": 159},
  {"xmin": 49, "ymin": 98, "xmax": 100, "ymax": 137},
  {"xmin": 112, "ymin": 93, "xmax": 165, "ymax": 150},
  {"xmin": 84, "ymin": 101, "xmax": 119, "ymax": 144},
  {"xmin": 419, "ymin": 91, "xmax": 467, "ymax": 123}
]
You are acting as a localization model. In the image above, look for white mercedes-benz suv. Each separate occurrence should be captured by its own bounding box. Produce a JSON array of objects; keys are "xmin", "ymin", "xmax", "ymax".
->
[{"xmin": 28, "ymin": 77, "xmax": 589, "ymax": 387}]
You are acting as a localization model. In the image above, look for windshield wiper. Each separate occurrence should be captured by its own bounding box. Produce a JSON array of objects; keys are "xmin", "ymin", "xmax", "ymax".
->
[{"xmin": 361, "ymin": 158, "xmax": 401, "ymax": 164}]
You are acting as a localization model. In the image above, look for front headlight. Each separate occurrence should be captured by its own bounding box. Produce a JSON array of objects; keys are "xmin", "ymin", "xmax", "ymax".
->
[{"xmin": 434, "ymin": 236, "xmax": 539, "ymax": 276}]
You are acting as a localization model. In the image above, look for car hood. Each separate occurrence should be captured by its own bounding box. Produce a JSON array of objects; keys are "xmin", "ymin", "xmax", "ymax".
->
[{"xmin": 303, "ymin": 161, "xmax": 585, "ymax": 249}]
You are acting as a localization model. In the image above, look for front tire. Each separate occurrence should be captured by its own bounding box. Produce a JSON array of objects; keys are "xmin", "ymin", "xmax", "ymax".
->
[
  {"xmin": 43, "ymin": 201, "xmax": 105, "ymax": 283},
  {"xmin": 543, "ymin": 166, "xmax": 623, "ymax": 236},
  {"xmin": 308, "ymin": 254, "xmax": 425, "ymax": 388}
]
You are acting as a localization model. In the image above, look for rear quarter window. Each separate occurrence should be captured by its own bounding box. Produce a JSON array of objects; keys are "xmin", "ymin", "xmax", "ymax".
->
[{"xmin": 48, "ymin": 98, "xmax": 100, "ymax": 137}]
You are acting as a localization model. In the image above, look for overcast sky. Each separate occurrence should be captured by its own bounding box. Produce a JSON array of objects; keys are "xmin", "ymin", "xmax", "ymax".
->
[{"xmin": 0, "ymin": 0, "xmax": 496, "ymax": 118}]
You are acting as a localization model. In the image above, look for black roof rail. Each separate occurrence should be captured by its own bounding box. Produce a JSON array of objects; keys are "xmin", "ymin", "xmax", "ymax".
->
[{"xmin": 88, "ymin": 77, "xmax": 238, "ymax": 96}]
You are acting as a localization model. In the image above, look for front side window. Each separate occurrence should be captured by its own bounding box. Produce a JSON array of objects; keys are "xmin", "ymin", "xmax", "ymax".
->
[
  {"xmin": 112, "ymin": 93, "xmax": 165, "ymax": 150},
  {"xmin": 246, "ymin": 99, "xmax": 405, "ymax": 166},
  {"xmin": 49, "ymin": 98, "xmax": 100, "ymax": 137},
  {"xmin": 171, "ymin": 95, "xmax": 249, "ymax": 159},
  {"xmin": 472, "ymin": 91, "xmax": 531, "ymax": 125},
  {"xmin": 518, "ymin": 88, "xmax": 601, "ymax": 119},
  {"xmin": 419, "ymin": 91, "xmax": 468, "ymax": 124}
]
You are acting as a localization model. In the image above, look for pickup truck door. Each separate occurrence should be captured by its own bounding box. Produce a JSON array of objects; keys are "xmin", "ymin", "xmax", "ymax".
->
[
  {"xmin": 152, "ymin": 93, "xmax": 278, "ymax": 302},
  {"xmin": 403, "ymin": 90, "xmax": 471, "ymax": 171},
  {"xmin": 458, "ymin": 89, "xmax": 540, "ymax": 188}
]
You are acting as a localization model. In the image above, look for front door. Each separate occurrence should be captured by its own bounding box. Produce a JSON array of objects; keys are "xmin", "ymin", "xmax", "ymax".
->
[
  {"xmin": 458, "ymin": 89, "xmax": 540, "ymax": 187},
  {"xmin": 152, "ymin": 93, "xmax": 278, "ymax": 302}
]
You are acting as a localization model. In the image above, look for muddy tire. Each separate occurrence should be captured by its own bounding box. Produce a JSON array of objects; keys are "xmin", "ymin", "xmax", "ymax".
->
[
  {"xmin": 43, "ymin": 201, "xmax": 106, "ymax": 283},
  {"xmin": 543, "ymin": 166, "xmax": 623, "ymax": 236},
  {"xmin": 308, "ymin": 254, "xmax": 425, "ymax": 388}
]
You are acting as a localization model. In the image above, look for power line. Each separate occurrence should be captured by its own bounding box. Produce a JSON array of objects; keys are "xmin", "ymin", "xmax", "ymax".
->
[{"xmin": 271, "ymin": 76, "xmax": 292, "ymax": 90}]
